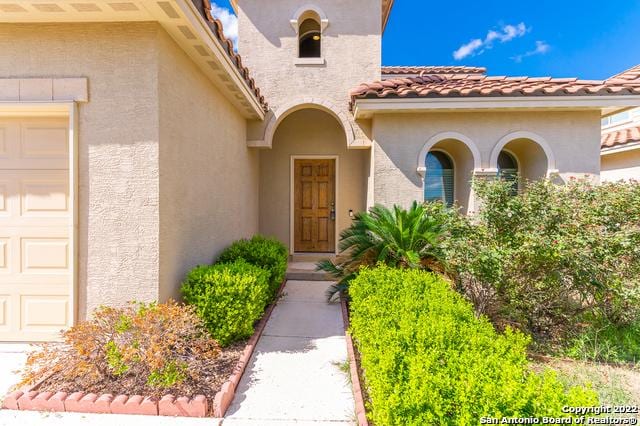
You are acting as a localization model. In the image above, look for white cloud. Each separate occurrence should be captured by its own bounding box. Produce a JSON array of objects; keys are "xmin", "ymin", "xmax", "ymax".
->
[
  {"xmin": 453, "ymin": 39, "xmax": 484, "ymax": 61},
  {"xmin": 511, "ymin": 41, "xmax": 550, "ymax": 63},
  {"xmin": 453, "ymin": 22, "xmax": 529, "ymax": 60},
  {"xmin": 211, "ymin": 3, "xmax": 238, "ymax": 48}
]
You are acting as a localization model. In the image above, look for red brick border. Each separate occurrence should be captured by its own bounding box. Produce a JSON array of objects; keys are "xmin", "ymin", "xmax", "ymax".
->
[
  {"xmin": 340, "ymin": 296, "xmax": 369, "ymax": 426},
  {"xmin": 1, "ymin": 280, "xmax": 287, "ymax": 419}
]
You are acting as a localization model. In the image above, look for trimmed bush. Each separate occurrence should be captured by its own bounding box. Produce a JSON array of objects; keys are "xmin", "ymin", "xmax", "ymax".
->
[
  {"xmin": 349, "ymin": 266, "xmax": 598, "ymax": 425},
  {"xmin": 217, "ymin": 235, "xmax": 288, "ymax": 299},
  {"xmin": 181, "ymin": 259, "xmax": 270, "ymax": 346}
]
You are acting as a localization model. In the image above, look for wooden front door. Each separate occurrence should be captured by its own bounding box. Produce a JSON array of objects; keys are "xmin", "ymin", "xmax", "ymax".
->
[{"xmin": 294, "ymin": 159, "xmax": 336, "ymax": 253}]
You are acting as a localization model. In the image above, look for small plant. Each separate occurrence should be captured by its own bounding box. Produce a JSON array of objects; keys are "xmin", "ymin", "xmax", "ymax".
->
[
  {"xmin": 349, "ymin": 266, "xmax": 598, "ymax": 425},
  {"xmin": 19, "ymin": 301, "xmax": 220, "ymax": 397},
  {"xmin": 317, "ymin": 201, "xmax": 447, "ymax": 300},
  {"xmin": 182, "ymin": 259, "xmax": 270, "ymax": 346},
  {"xmin": 147, "ymin": 361, "xmax": 188, "ymax": 388},
  {"xmin": 217, "ymin": 235, "xmax": 288, "ymax": 299}
]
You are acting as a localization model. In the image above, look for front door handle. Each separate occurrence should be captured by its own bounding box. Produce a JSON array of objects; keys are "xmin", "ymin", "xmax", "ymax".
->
[{"xmin": 330, "ymin": 202, "xmax": 336, "ymax": 221}]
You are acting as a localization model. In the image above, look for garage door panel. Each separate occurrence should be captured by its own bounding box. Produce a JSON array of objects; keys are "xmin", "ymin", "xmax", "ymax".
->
[
  {"xmin": 0, "ymin": 116, "xmax": 72, "ymax": 342},
  {"xmin": 0, "ymin": 239, "xmax": 7, "ymax": 272},
  {"xmin": 21, "ymin": 178, "xmax": 69, "ymax": 217},
  {"xmin": 0, "ymin": 118, "xmax": 68, "ymax": 170},
  {"xmin": 0, "ymin": 180, "xmax": 8, "ymax": 215},
  {"xmin": 0, "ymin": 296, "xmax": 8, "ymax": 331},
  {"xmin": 21, "ymin": 238, "xmax": 70, "ymax": 274},
  {"xmin": 21, "ymin": 296, "xmax": 69, "ymax": 334},
  {"xmin": 21, "ymin": 126, "xmax": 68, "ymax": 159}
]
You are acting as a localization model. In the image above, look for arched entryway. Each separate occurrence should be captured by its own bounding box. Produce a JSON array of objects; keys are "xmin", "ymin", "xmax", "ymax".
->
[{"xmin": 259, "ymin": 107, "xmax": 367, "ymax": 254}]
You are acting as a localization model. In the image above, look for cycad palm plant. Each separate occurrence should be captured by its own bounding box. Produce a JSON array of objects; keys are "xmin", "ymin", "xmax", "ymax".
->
[{"xmin": 318, "ymin": 201, "xmax": 446, "ymax": 301}]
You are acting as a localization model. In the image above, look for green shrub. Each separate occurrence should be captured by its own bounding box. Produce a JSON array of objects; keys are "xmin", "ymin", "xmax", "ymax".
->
[
  {"xmin": 217, "ymin": 235, "xmax": 288, "ymax": 299},
  {"xmin": 181, "ymin": 259, "xmax": 270, "ymax": 346},
  {"xmin": 317, "ymin": 201, "xmax": 446, "ymax": 300},
  {"xmin": 438, "ymin": 178, "xmax": 640, "ymax": 353},
  {"xmin": 349, "ymin": 266, "xmax": 598, "ymax": 425}
]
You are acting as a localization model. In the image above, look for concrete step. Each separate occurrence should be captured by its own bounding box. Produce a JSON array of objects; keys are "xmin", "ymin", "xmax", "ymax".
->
[
  {"xmin": 286, "ymin": 261, "xmax": 334, "ymax": 281},
  {"xmin": 289, "ymin": 253, "xmax": 336, "ymax": 263}
]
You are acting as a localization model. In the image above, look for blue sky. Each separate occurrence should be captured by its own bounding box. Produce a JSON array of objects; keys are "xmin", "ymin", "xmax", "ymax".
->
[{"xmin": 212, "ymin": 0, "xmax": 640, "ymax": 80}]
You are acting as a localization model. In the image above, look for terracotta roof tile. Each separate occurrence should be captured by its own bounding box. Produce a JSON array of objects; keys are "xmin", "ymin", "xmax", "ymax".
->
[
  {"xmin": 350, "ymin": 73, "xmax": 640, "ymax": 106},
  {"xmin": 194, "ymin": 0, "xmax": 268, "ymax": 111},
  {"xmin": 381, "ymin": 66, "xmax": 487, "ymax": 75},
  {"xmin": 601, "ymin": 125, "xmax": 640, "ymax": 149},
  {"xmin": 610, "ymin": 64, "xmax": 640, "ymax": 82}
]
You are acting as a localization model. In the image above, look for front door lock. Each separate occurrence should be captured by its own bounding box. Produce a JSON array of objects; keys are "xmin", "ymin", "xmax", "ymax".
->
[{"xmin": 330, "ymin": 202, "xmax": 336, "ymax": 221}]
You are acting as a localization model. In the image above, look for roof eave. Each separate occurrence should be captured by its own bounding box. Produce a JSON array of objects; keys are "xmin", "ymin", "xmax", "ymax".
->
[
  {"xmin": 601, "ymin": 141, "xmax": 640, "ymax": 155},
  {"xmin": 352, "ymin": 95, "xmax": 640, "ymax": 119},
  {"xmin": 382, "ymin": 0, "xmax": 394, "ymax": 32}
]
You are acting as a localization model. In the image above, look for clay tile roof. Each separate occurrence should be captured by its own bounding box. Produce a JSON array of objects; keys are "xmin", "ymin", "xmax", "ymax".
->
[
  {"xmin": 381, "ymin": 66, "xmax": 487, "ymax": 75},
  {"xmin": 601, "ymin": 125, "xmax": 640, "ymax": 149},
  {"xmin": 609, "ymin": 64, "xmax": 640, "ymax": 82},
  {"xmin": 194, "ymin": 0, "xmax": 268, "ymax": 111},
  {"xmin": 350, "ymin": 72, "xmax": 640, "ymax": 105}
]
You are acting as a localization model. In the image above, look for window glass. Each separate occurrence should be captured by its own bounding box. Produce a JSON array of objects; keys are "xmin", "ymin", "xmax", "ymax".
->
[
  {"xmin": 299, "ymin": 19, "xmax": 321, "ymax": 58},
  {"xmin": 424, "ymin": 151, "xmax": 454, "ymax": 207},
  {"xmin": 498, "ymin": 151, "xmax": 518, "ymax": 196}
]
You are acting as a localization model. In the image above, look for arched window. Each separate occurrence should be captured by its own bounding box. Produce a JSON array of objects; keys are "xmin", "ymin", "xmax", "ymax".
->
[
  {"xmin": 424, "ymin": 151, "xmax": 454, "ymax": 207},
  {"xmin": 299, "ymin": 18, "xmax": 321, "ymax": 58},
  {"xmin": 498, "ymin": 151, "xmax": 519, "ymax": 196}
]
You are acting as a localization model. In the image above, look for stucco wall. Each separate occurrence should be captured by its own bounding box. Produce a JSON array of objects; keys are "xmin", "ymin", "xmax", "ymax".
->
[
  {"xmin": 157, "ymin": 30, "xmax": 259, "ymax": 300},
  {"xmin": 0, "ymin": 23, "xmax": 162, "ymax": 318},
  {"xmin": 259, "ymin": 109, "xmax": 367, "ymax": 251},
  {"xmin": 372, "ymin": 111, "xmax": 602, "ymax": 210},
  {"xmin": 237, "ymin": 0, "xmax": 381, "ymax": 139},
  {"xmin": 601, "ymin": 149, "xmax": 640, "ymax": 182}
]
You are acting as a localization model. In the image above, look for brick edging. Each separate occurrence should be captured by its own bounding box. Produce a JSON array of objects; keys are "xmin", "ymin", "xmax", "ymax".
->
[
  {"xmin": 1, "ymin": 280, "xmax": 287, "ymax": 419},
  {"xmin": 212, "ymin": 279, "xmax": 287, "ymax": 417},
  {"xmin": 2, "ymin": 390, "xmax": 206, "ymax": 417},
  {"xmin": 340, "ymin": 296, "xmax": 369, "ymax": 426}
]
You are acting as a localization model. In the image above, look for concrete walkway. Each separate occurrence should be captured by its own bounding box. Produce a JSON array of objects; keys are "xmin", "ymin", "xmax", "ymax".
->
[{"xmin": 223, "ymin": 280, "xmax": 355, "ymax": 425}]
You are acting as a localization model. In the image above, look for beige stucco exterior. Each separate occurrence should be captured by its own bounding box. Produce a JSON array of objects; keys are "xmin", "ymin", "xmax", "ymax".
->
[
  {"xmin": 0, "ymin": 22, "xmax": 259, "ymax": 318},
  {"xmin": 601, "ymin": 149, "xmax": 640, "ymax": 182},
  {"xmin": 371, "ymin": 111, "xmax": 602, "ymax": 212},
  {"xmin": 2, "ymin": 0, "xmax": 634, "ymax": 341},
  {"xmin": 259, "ymin": 109, "xmax": 368, "ymax": 252},
  {"xmin": 237, "ymin": 0, "xmax": 381, "ymax": 148},
  {"xmin": 157, "ymin": 27, "xmax": 260, "ymax": 300}
]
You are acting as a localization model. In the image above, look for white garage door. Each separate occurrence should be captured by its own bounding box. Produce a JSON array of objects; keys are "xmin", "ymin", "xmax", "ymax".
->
[{"xmin": 0, "ymin": 117, "xmax": 72, "ymax": 341}]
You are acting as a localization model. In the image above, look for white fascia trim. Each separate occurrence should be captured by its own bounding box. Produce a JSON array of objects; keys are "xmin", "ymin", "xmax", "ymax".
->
[
  {"xmin": 176, "ymin": 0, "xmax": 265, "ymax": 119},
  {"xmin": 601, "ymin": 141, "xmax": 640, "ymax": 156},
  {"xmin": 353, "ymin": 95, "xmax": 640, "ymax": 118}
]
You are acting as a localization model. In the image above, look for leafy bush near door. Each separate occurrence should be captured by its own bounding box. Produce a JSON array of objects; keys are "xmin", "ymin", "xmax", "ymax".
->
[
  {"xmin": 317, "ymin": 201, "xmax": 446, "ymax": 300},
  {"xmin": 181, "ymin": 259, "xmax": 270, "ymax": 346},
  {"xmin": 349, "ymin": 266, "xmax": 598, "ymax": 426},
  {"xmin": 217, "ymin": 235, "xmax": 288, "ymax": 300}
]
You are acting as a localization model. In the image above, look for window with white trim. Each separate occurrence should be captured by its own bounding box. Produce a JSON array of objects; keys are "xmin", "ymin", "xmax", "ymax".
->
[{"xmin": 424, "ymin": 151, "xmax": 454, "ymax": 207}]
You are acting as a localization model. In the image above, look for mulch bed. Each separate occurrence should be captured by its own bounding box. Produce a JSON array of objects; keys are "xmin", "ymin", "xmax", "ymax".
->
[
  {"xmin": 21, "ymin": 341, "xmax": 246, "ymax": 417},
  {"xmin": 37, "ymin": 341, "xmax": 243, "ymax": 396}
]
